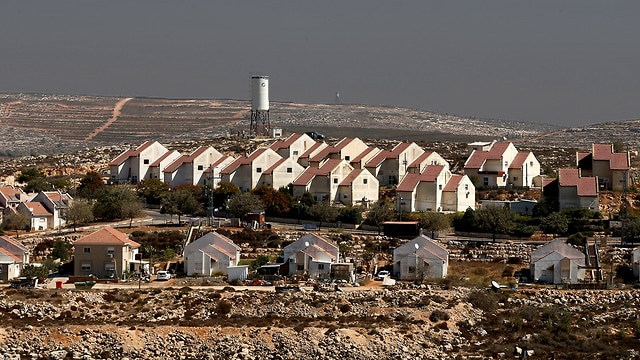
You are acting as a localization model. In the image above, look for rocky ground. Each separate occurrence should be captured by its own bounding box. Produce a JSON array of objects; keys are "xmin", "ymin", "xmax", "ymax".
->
[{"xmin": 1, "ymin": 284, "xmax": 640, "ymax": 359}]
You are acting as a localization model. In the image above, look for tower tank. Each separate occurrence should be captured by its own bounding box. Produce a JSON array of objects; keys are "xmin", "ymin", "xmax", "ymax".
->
[{"xmin": 251, "ymin": 76, "xmax": 269, "ymax": 111}]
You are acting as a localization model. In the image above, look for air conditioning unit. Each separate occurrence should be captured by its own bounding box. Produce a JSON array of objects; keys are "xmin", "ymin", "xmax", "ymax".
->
[{"xmin": 107, "ymin": 253, "xmax": 113, "ymax": 259}]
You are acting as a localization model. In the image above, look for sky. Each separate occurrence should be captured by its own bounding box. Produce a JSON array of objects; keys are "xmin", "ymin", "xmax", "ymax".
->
[{"xmin": 1, "ymin": 1, "xmax": 639, "ymax": 127}]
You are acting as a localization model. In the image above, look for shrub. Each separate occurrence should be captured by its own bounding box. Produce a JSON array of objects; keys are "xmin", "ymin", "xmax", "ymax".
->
[
  {"xmin": 429, "ymin": 310, "xmax": 450, "ymax": 322},
  {"xmin": 502, "ymin": 266, "xmax": 515, "ymax": 277},
  {"xmin": 339, "ymin": 303, "xmax": 352, "ymax": 313},
  {"xmin": 217, "ymin": 300, "xmax": 232, "ymax": 315},
  {"xmin": 467, "ymin": 290, "xmax": 497, "ymax": 312}
]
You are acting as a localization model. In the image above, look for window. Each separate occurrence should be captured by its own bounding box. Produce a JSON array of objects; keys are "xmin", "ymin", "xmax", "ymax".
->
[
  {"xmin": 286, "ymin": 167, "xmax": 293, "ymax": 173},
  {"xmin": 408, "ymin": 266, "xmax": 415, "ymax": 274},
  {"xmin": 83, "ymin": 247, "xmax": 91, "ymax": 254},
  {"xmin": 81, "ymin": 263, "xmax": 91, "ymax": 271},
  {"xmin": 530, "ymin": 161, "xmax": 534, "ymax": 166},
  {"xmin": 465, "ymin": 184, "xmax": 469, "ymax": 190},
  {"xmin": 343, "ymin": 194, "xmax": 348, "ymax": 199},
  {"xmin": 143, "ymin": 159, "xmax": 149, "ymax": 165},
  {"xmin": 483, "ymin": 177, "xmax": 489, "ymax": 186},
  {"xmin": 256, "ymin": 167, "xmax": 262, "ymax": 173},
  {"xmin": 107, "ymin": 248, "xmax": 115, "ymax": 258},
  {"xmin": 439, "ymin": 184, "xmax": 442, "ymax": 190},
  {"xmin": 333, "ymin": 178, "xmax": 338, "ymax": 184},
  {"xmin": 513, "ymin": 176, "xmax": 518, "ymax": 181},
  {"xmin": 318, "ymin": 264, "xmax": 325, "ymax": 270},
  {"xmin": 344, "ymin": 156, "xmax": 350, "ymax": 161},
  {"xmin": 197, "ymin": 165, "xmax": 204, "ymax": 171},
  {"xmin": 292, "ymin": 150, "xmax": 299, "ymax": 156},
  {"xmin": 297, "ymin": 264, "xmax": 304, "ymax": 271},
  {"xmin": 105, "ymin": 263, "xmax": 115, "ymax": 271},
  {"xmin": 363, "ymin": 178, "xmax": 368, "ymax": 184}
]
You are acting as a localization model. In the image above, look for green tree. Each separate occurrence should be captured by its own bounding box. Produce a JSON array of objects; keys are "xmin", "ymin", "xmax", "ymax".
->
[
  {"xmin": 252, "ymin": 185, "xmax": 291, "ymax": 216},
  {"xmin": 300, "ymin": 191, "xmax": 316, "ymax": 207},
  {"xmin": 52, "ymin": 239, "xmax": 70, "ymax": 261},
  {"xmin": 65, "ymin": 198, "xmax": 95, "ymax": 231},
  {"xmin": 24, "ymin": 177, "xmax": 52, "ymax": 193},
  {"xmin": 16, "ymin": 168, "xmax": 45, "ymax": 183},
  {"xmin": 626, "ymin": 218, "xmax": 640, "ymax": 242},
  {"xmin": 212, "ymin": 181, "xmax": 241, "ymax": 208},
  {"xmin": 93, "ymin": 186, "xmax": 141, "ymax": 221},
  {"xmin": 540, "ymin": 212, "xmax": 569, "ymax": 237},
  {"xmin": 365, "ymin": 201, "xmax": 395, "ymax": 234},
  {"xmin": 137, "ymin": 178, "xmax": 170, "ymax": 205},
  {"xmin": 161, "ymin": 189, "xmax": 203, "ymax": 223},
  {"xmin": 227, "ymin": 192, "xmax": 264, "ymax": 219},
  {"xmin": 21, "ymin": 264, "xmax": 48, "ymax": 282},
  {"xmin": 308, "ymin": 201, "xmax": 340, "ymax": 230},
  {"xmin": 121, "ymin": 198, "xmax": 145, "ymax": 227},
  {"xmin": 419, "ymin": 212, "xmax": 451, "ymax": 238},
  {"xmin": 3, "ymin": 212, "xmax": 30, "ymax": 234},
  {"xmin": 77, "ymin": 171, "xmax": 106, "ymax": 199},
  {"xmin": 475, "ymin": 205, "xmax": 514, "ymax": 242},
  {"xmin": 338, "ymin": 206, "xmax": 363, "ymax": 225}
]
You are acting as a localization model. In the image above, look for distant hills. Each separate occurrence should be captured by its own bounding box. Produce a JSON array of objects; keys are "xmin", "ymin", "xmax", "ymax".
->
[{"xmin": 0, "ymin": 92, "xmax": 638, "ymax": 157}]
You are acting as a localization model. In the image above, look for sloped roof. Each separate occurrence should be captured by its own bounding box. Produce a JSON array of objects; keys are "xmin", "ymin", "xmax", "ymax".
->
[
  {"xmin": 43, "ymin": 191, "xmax": 72, "ymax": 207},
  {"xmin": 0, "ymin": 247, "xmax": 22, "ymax": 263},
  {"xmin": 0, "ymin": 235, "xmax": 28, "ymax": 251},
  {"xmin": 164, "ymin": 146, "xmax": 214, "ymax": 173},
  {"xmin": 73, "ymin": 226, "xmax": 141, "ymax": 247},
  {"xmin": 530, "ymin": 238, "xmax": 585, "ymax": 264},
  {"xmin": 299, "ymin": 142, "xmax": 326, "ymax": 159},
  {"xmin": 221, "ymin": 148, "xmax": 269, "ymax": 175},
  {"xmin": 442, "ymin": 174, "xmax": 463, "ymax": 192},
  {"xmin": 509, "ymin": 152, "xmax": 531, "ymax": 169},
  {"xmin": 263, "ymin": 157, "xmax": 288, "ymax": 175},
  {"xmin": 0, "ymin": 186, "xmax": 25, "ymax": 202},
  {"xmin": 203, "ymin": 155, "xmax": 235, "ymax": 174},
  {"xmin": 592, "ymin": 144, "xmax": 614, "ymax": 161},
  {"xmin": 396, "ymin": 165, "xmax": 446, "ymax": 192},
  {"xmin": 109, "ymin": 141, "xmax": 155, "ymax": 166},
  {"xmin": 350, "ymin": 147, "xmax": 379, "ymax": 163},
  {"xmin": 558, "ymin": 169, "xmax": 580, "ymax": 186},
  {"xmin": 150, "ymin": 150, "xmax": 180, "ymax": 167},
  {"xmin": 407, "ymin": 151, "xmax": 434, "ymax": 169},
  {"xmin": 292, "ymin": 167, "xmax": 322, "ymax": 186},
  {"xmin": 269, "ymin": 133, "xmax": 305, "ymax": 151},
  {"xmin": 399, "ymin": 234, "xmax": 448, "ymax": 262},
  {"xmin": 23, "ymin": 202, "xmax": 52, "ymax": 216},
  {"xmin": 464, "ymin": 150, "xmax": 488, "ymax": 169},
  {"xmin": 610, "ymin": 153, "xmax": 630, "ymax": 170},
  {"xmin": 486, "ymin": 142, "xmax": 511, "ymax": 159},
  {"xmin": 309, "ymin": 145, "xmax": 338, "ymax": 162},
  {"xmin": 339, "ymin": 169, "xmax": 365, "ymax": 186},
  {"xmin": 334, "ymin": 137, "xmax": 358, "ymax": 150}
]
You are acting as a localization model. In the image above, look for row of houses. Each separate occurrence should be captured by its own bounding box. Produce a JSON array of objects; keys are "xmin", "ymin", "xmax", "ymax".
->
[
  {"xmin": 0, "ymin": 187, "xmax": 72, "ymax": 230},
  {"xmin": 109, "ymin": 134, "xmax": 476, "ymax": 210}
]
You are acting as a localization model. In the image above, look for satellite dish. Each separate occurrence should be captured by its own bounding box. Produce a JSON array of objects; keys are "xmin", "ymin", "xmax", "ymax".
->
[
  {"xmin": 414, "ymin": 243, "xmax": 419, "ymax": 250},
  {"xmin": 491, "ymin": 281, "xmax": 500, "ymax": 291},
  {"xmin": 305, "ymin": 241, "xmax": 310, "ymax": 247}
]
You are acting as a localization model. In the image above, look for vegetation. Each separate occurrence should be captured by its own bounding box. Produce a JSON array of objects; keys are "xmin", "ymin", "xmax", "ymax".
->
[
  {"xmin": 226, "ymin": 192, "xmax": 264, "ymax": 219},
  {"xmin": 161, "ymin": 188, "xmax": 203, "ymax": 223},
  {"xmin": 365, "ymin": 201, "xmax": 395, "ymax": 234},
  {"xmin": 65, "ymin": 198, "xmax": 95, "ymax": 231},
  {"xmin": 76, "ymin": 171, "xmax": 106, "ymax": 199},
  {"xmin": 307, "ymin": 201, "xmax": 340, "ymax": 230}
]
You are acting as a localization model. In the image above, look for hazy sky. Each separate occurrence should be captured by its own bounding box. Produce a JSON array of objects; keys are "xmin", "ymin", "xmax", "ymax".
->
[{"xmin": 2, "ymin": 1, "xmax": 639, "ymax": 127}]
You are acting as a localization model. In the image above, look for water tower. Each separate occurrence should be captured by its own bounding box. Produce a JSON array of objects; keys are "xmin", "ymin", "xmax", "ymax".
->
[{"xmin": 250, "ymin": 75, "xmax": 269, "ymax": 136}]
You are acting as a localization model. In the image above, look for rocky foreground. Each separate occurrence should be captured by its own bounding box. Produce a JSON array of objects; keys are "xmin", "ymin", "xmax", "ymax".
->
[{"xmin": 1, "ymin": 286, "xmax": 640, "ymax": 359}]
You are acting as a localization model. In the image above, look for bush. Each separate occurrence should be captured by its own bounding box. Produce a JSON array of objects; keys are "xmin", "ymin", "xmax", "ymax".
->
[
  {"xmin": 217, "ymin": 300, "xmax": 232, "ymax": 315},
  {"xmin": 429, "ymin": 309, "xmax": 450, "ymax": 322},
  {"xmin": 502, "ymin": 266, "xmax": 515, "ymax": 277},
  {"xmin": 467, "ymin": 290, "xmax": 497, "ymax": 312},
  {"xmin": 339, "ymin": 303, "xmax": 352, "ymax": 313}
]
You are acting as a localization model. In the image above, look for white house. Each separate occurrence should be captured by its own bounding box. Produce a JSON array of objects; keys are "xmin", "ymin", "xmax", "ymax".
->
[
  {"xmin": 396, "ymin": 165, "xmax": 451, "ymax": 212},
  {"xmin": 261, "ymin": 157, "xmax": 305, "ymax": 190},
  {"xmin": 406, "ymin": 151, "xmax": 450, "ymax": 174},
  {"xmin": 309, "ymin": 138, "xmax": 370, "ymax": 167},
  {"xmin": 109, "ymin": 141, "xmax": 169, "ymax": 184},
  {"xmin": 184, "ymin": 231, "xmax": 240, "ymax": 277},
  {"xmin": 337, "ymin": 169, "xmax": 380, "ymax": 206},
  {"xmin": 269, "ymin": 133, "xmax": 317, "ymax": 162},
  {"xmin": 0, "ymin": 235, "xmax": 29, "ymax": 281},
  {"xmin": 32, "ymin": 191, "xmax": 72, "ymax": 230},
  {"xmin": 507, "ymin": 151, "xmax": 541, "ymax": 187},
  {"xmin": 163, "ymin": 146, "xmax": 224, "ymax": 187},
  {"xmin": 393, "ymin": 235, "xmax": 448, "ymax": 281},
  {"xmin": 464, "ymin": 142, "xmax": 520, "ymax": 187},
  {"xmin": 17, "ymin": 202, "xmax": 52, "ymax": 231},
  {"xmin": 220, "ymin": 148, "xmax": 283, "ymax": 192},
  {"xmin": 283, "ymin": 233, "xmax": 339, "ymax": 279},
  {"xmin": 148, "ymin": 150, "xmax": 182, "ymax": 181},
  {"xmin": 441, "ymin": 174, "xmax": 476, "ymax": 212},
  {"xmin": 292, "ymin": 159, "xmax": 354, "ymax": 203},
  {"xmin": 364, "ymin": 142, "xmax": 425, "ymax": 186},
  {"xmin": 543, "ymin": 169, "xmax": 599, "ymax": 211},
  {"xmin": 577, "ymin": 143, "xmax": 631, "ymax": 190},
  {"xmin": 530, "ymin": 238, "xmax": 586, "ymax": 284}
]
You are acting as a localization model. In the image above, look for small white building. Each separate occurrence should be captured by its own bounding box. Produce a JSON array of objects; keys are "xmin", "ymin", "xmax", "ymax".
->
[
  {"xmin": 393, "ymin": 235, "xmax": 448, "ymax": 281},
  {"xmin": 283, "ymin": 233, "xmax": 339, "ymax": 279},
  {"xmin": 0, "ymin": 235, "xmax": 29, "ymax": 281},
  {"xmin": 109, "ymin": 141, "xmax": 169, "ymax": 184},
  {"xmin": 530, "ymin": 238, "xmax": 586, "ymax": 284},
  {"xmin": 184, "ymin": 232, "xmax": 240, "ymax": 277}
]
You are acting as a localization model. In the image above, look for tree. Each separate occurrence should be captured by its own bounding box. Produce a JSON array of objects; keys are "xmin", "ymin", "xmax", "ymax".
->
[
  {"xmin": 137, "ymin": 178, "xmax": 170, "ymax": 205},
  {"xmin": 76, "ymin": 171, "xmax": 105, "ymax": 199},
  {"xmin": 52, "ymin": 239, "xmax": 70, "ymax": 261},
  {"xmin": 474, "ymin": 205, "xmax": 514, "ymax": 242},
  {"xmin": 419, "ymin": 212, "xmax": 451, "ymax": 238},
  {"xmin": 16, "ymin": 168, "xmax": 45, "ymax": 183},
  {"xmin": 212, "ymin": 181, "xmax": 240, "ymax": 208},
  {"xmin": 65, "ymin": 198, "xmax": 95, "ymax": 231},
  {"xmin": 307, "ymin": 201, "xmax": 340, "ymax": 230},
  {"xmin": 24, "ymin": 177, "xmax": 52, "ymax": 193},
  {"xmin": 93, "ymin": 186, "xmax": 142, "ymax": 221},
  {"xmin": 227, "ymin": 192, "xmax": 264, "ymax": 219},
  {"xmin": 366, "ymin": 201, "xmax": 395, "ymax": 234},
  {"xmin": 338, "ymin": 206, "xmax": 363, "ymax": 225},
  {"xmin": 252, "ymin": 185, "xmax": 291, "ymax": 216},
  {"xmin": 121, "ymin": 198, "xmax": 145, "ymax": 227},
  {"xmin": 161, "ymin": 189, "xmax": 203, "ymax": 223},
  {"xmin": 21, "ymin": 264, "xmax": 48, "ymax": 282},
  {"xmin": 3, "ymin": 212, "xmax": 30, "ymax": 235},
  {"xmin": 540, "ymin": 212, "xmax": 569, "ymax": 237}
]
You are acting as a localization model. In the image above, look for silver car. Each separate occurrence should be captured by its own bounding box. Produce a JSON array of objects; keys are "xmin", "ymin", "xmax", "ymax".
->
[{"xmin": 156, "ymin": 271, "xmax": 171, "ymax": 281}]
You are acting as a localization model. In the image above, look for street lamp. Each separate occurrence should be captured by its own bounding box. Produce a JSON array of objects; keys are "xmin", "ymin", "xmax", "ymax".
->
[
  {"xmin": 398, "ymin": 196, "xmax": 404, "ymax": 221},
  {"xmin": 414, "ymin": 243, "xmax": 420, "ymax": 282}
]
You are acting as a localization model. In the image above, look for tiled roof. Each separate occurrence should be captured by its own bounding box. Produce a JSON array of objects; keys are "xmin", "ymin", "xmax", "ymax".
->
[
  {"xmin": 0, "ymin": 235, "xmax": 28, "ymax": 251},
  {"xmin": 558, "ymin": 168, "xmax": 597, "ymax": 197},
  {"xmin": 592, "ymin": 144, "xmax": 614, "ymax": 161},
  {"xmin": 486, "ymin": 142, "xmax": 511, "ymax": 159},
  {"xmin": 350, "ymin": 147, "xmax": 378, "ymax": 163},
  {"xmin": 334, "ymin": 138, "xmax": 356, "ymax": 150},
  {"xmin": 0, "ymin": 247, "xmax": 22, "ymax": 263},
  {"xmin": 530, "ymin": 238, "xmax": 585, "ymax": 264},
  {"xmin": 339, "ymin": 169, "xmax": 364, "ymax": 186},
  {"xmin": 150, "ymin": 150, "xmax": 180, "ymax": 167},
  {"xmin": 24, "ymin": 202, "xmax": 51, "ymax": 216},
  {"xmin": 464, "ymin": 150, "xmax": 488, "ymax": 169},
  {"xmin": 0, "ymin": 186, "xmax": 25, "ymax": 202},
  {"xmin": 73, "ymin": 226, "xmax": 141, "ymax": 247},
  {"xmin": 509, "ymin": 152, "xmax": 531, "ymax": 169},
  {"xmin": 163, "ymin": 146, "xmax": 212, "ymax": 173},
  {"xmin": 407, "ymin": 151, "xmax": 433, "ymax": 169},
  {"xmin": 396, "ymin": 165, "xmax": 446, "ymax": 192},
  {"xmin": 203, "ymin": 155, "xmax": 234, "ymax": 174},
  {"xmin": 263, "ymin": 158, "xmax": 288, "ymax": 175},
  {"xmin": 108, "ymin": 141, "xmax": 155, "ymax": 166},
  {"xmin": 442, "ymin": 174, "xmax": 463, "ymax": 192},
  {"xmin": 299, "ymin": 142, "xmax": 325, "ymax": 159},
  {"xmin": 576, "ymin": 152, "xmax": 590, "ymax": 162},
  {"xmin": 269, "ymin": 133, "xmax": 304, "ymax": 151},
  {"xmin": 309, "ymin": 145, "xmax": 337, "ymax": 162},
  {"xmin": 292, "ymin": 167, "xmax": 321, "ymax": 186},
  {"xmin": 610, "ymin": 153, "xmax": 630, "ymax": 170},
  {"xmin": 220, "ymin": 148, "xmax": 268, "ymax": 175},
  {"xmin": 558, "ymin": 169, "xmax": 579, "ymax": 186},
  {"xmin": 43, "ymin": 191, "xmax": 72, "ymax": 206},
  {"xmin": 365, "ymin": 150, "xmax": 392, "ymax": 168}
]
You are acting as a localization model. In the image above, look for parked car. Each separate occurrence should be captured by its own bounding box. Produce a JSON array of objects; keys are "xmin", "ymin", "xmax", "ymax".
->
[
  {"xmin": 376, "ymin": 270, "xmax": 390, "ymax": 280},
  {"xmin": 156, "ymin": 271, "xmax": 171, "ymax": 281}
]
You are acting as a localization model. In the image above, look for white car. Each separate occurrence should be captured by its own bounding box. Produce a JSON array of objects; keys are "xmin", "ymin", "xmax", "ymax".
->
[
  {"xmin": 376, "ymin": 270, "xmax": 390, "ymax": 280},
  {"xmin": 156, "ymin": 271, "xmax": 171, "ymax": 281}
]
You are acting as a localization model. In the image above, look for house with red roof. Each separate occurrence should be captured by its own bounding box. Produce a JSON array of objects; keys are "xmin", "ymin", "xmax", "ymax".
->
[
  {"xmin": 220, "ymin": 148, "xmax": 283, "ymax": 192},
  {"xmin": 261, "ymin": 157, "xmax": 305, "ymax": 190},
  {"xmin": 577, "ymin": 144, "xmax": 630, "ymax": 190},
  {"xmin": 269, "ymin": 133, "xmax": 317, "ymax": 162},
  {"xmin": 365, "ymin": 142, "xmax": 425, "ymax": 186},
  {"xmin": 73, "ymin": 226, "xmax": 142, "ymax": 278},
  {"xmin": 109, "ymin": 141, "xmax": 169, "ymax": 184},
  {"xmin": 163, "ymin": 146, "xmax": 225, "ymax": 187},
  {"xmin": 296, "ymin": 141, "xmax": 329, "ymax": 167},
  {"xmin": 308, "ymin": 137, "xmax": 370, "ymax": 167},
  {"xmin": 543, "ymin": 169, "xmax": 599, "ymax": 211},
  {"xmin": 464, "ymin": 142, "xmax": 539, "ymax": 188},
  {"xmin": 201, "ymin": 155, "xmax": 236, "ymax": 189},
  {"xmin": 148, "ymin": 150, "xmax": 182, "ymax": 181},
  {"xmin": 348, "ymin": 146, "xmax": 381, "ymax": 170},
  {"xmin": 406, "ymin": 151, "xmax": 449, "ymax": 174},
  {"xmin": 0, "ymin": 186, "xmax": 28, "ymax": 209},
  {"xmin": 17, "ymin": 201, "xmax": 52, "ymax": 231},
  {"xmin": 32, "ymin": 191, "xmax": 72, "ymax": 230},
  {"xmin": 0, "ymin": 235, "xmax": 29, "ymax": 281},
  {"xmin": 396, "ymin": 165, "xmax": 452, "ymax": 212},
  {"xmin": 337, "ymin": 168, "xmax": 379, "ymax": 206},
  {"xmin": 184, "ymin": 231, "xmax": 241, "ymax": 277},
  {"xmin": 291, "ymin": 159, "xmax": 354, "ymax": 203},
  {"xmin": 441, "ymin": 174, "xmax": 476, "ymax": 212}
]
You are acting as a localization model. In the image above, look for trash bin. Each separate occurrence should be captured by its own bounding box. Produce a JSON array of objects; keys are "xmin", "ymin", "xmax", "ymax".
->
[{"xmin": 55, "ymin": 281, "xmax": 63, "ymax": 289}]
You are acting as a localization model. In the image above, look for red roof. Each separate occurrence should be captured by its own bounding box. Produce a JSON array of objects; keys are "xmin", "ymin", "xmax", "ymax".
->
[
  {"xmin": 610, "ymin": 153, "xmax": 630, "ymax": 170},
  {"xmin": 299, "ymin": 142, "xmax": 325, "ymax": 159},
  {"xmin": 407, "ymin": 151, "xmax": 433, "ymax": 169},
  {"xmin": 576, "ymin": 152, "xmax": 590, "ymax": 162},
  {"xmin": 592, "ymin": 144, "xmax": 614, "ymax": 161},
  {"xmin": 23, "ymin": 202, "xmax": 51, "ymax": 216},
  {"xmin": 0, "ymin": 247, "xmax": 22, "ymax": 262},
  {"xmin": 350, "ymin": 147, "xmax": 378, "ymax": 163},
  {"xmin": 150, "ymin": 150, "xmax": 179, "ymax": 167},
  {"xmin": 339, "ymin": 169, "xmax": 365, "ymax": 186},
  {"xmin": 0, "ymin": 186, "xmax": 25, "ymax": 203},
  {"xmin": 163, "ymin": 146, "xmax": 213, "ymax": 173},
  {"xmin": 558, "ymin": 169, "xmax": 580, "ymax": 186},
  {"xmin": 0, "ymin": 235, "xmax": 28, "ymax": 251},
  {"xmin": 269, "ymin": 133, "xmax": 305, "ymax": 151},
  {"xmin": 309, "ymin": 145, "xmax": 337, "ymax": 162},
  {"xmin": 465, "ymin": 150, "xmax": 489, "ymax": 169},
  {"xmin": 334, "ymin": 137, "xmax": 357, "ymax": 150},
  {"xmin": 486, "ymin": 142, "xmax": 511, "ymax": 159},
  {"xmin": 220, "ymin": 148, "xmax": 269, "ymax": 175},
  {"xmin": 203, "ymin": 155, "xmax": 234, "ymax": 174},
  {"xmin": 558, "ymin": 168, "xmax": 597, "ymax": 197},
  {"xmin": 396, "ymin": 165, "xmax": 445, "ymax": 192},
  {"xmin": 442, "ymin": 174, "xmax": 463, "ymax": 192},
  {"xmin": 293, "ymin": 167, "xmax": 322, "ymax": 186},
  {"xmin": 509, "ymin": 152, "xmax": 531, "ymax": 169},
  {"xmin": 365, "ymin": 149, "xmax": 392, "ymax": 168},
  {"xmin": 263, "ymin": 157, "xmax": 288, "ymax": 175},
  {"xmin": 109, "ymin": 141, "xmax": 155, "ymax": 166},
  {"xmin": 73, "ymin": 226, "xmax": 141, "ymax": 247}
]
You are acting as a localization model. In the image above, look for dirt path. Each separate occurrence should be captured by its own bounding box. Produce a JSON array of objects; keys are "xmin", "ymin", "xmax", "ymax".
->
[
  {"xmin": 83, "ymin": 97, "xmax": 133, "ymax": 141},
  {"xmin": 2, "ymin": 101, "xmax": 21, "ymax": 118}
]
